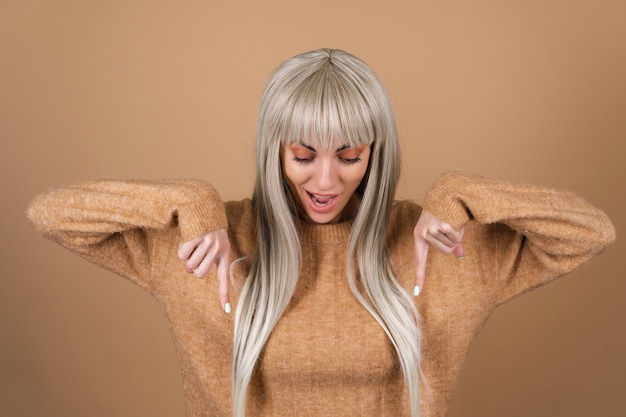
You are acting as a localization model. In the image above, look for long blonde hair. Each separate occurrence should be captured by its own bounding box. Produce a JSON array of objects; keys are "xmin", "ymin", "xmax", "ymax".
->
[{"xmin": 233, "ymin": 48, "xmax": 421, "ymax": 416}]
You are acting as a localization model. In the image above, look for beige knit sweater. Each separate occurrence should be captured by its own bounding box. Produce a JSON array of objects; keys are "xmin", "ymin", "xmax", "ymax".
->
[{"xmin": 26, "ymin": 171, "xmax": 615, "ymax": 417}]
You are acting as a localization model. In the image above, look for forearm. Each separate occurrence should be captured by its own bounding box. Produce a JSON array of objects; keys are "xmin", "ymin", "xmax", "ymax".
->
[
  {"xmin": 27, "ymin": 178, "xmax": 227, "ymax": 244},
  {"xmin": 422, "ymin": 171, "xmax": 615, "ymax": 257}
]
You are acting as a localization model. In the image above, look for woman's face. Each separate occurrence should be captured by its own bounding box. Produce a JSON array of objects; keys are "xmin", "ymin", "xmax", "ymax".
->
[{"xmin": 282, "ymin": 141, "xmax": 371, "ymax": 224}]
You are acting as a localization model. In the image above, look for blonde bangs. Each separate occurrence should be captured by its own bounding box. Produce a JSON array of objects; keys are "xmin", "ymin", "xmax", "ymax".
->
[{"xmin": 278, "ymin": 69, "xmax": 376, "ymax": 150}]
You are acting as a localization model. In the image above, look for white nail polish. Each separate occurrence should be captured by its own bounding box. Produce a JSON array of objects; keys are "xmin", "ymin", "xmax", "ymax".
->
[
  {"xmin": 224, "ymin": 303, "xmax": 231, "ymax": 314},
  {"xmin": 413, "ymin": 285, "xmax": 420, "ymax": 297}
]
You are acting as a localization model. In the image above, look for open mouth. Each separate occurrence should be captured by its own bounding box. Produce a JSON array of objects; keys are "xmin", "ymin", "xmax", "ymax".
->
[{"xmin": 307, "ymin": 192, "xmax": 336, "ymax": 207}]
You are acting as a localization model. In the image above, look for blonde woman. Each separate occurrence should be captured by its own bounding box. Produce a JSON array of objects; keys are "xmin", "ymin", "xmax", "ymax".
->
[{"xmin": 27, "ymin": 48, "xmax": 615, "ymax": 417}]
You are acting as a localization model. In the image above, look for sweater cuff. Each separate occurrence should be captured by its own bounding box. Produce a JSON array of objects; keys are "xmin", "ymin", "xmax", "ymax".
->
[
  {"xmin": 177, "ymin": 197, "xmax": 228, "ymax": 242},
  {"xmin": 422, "ymin": 171, "xmax": 473, "ymax": 230}
]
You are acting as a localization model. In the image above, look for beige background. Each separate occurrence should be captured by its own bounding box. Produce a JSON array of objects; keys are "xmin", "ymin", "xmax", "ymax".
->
[{"xmin": 1, "ymin": 1, "xmax": 624, "ymax": 416}]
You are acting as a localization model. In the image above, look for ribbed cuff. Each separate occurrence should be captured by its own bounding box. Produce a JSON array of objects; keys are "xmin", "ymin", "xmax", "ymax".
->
[
  {"xmin": 177, "ymin": 197, "xmax": 228, "ymax": 241},
  {"xmin": 422, "ymin": 171, "xmax": 473, "ymax": 230}
]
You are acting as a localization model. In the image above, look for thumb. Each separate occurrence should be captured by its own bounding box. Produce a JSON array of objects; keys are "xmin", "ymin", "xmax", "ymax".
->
[
  {"xmin": 452, "ymin": 225, "xmax": 466, "ymax": 258},
  {"xmin": 452, "ymin": 243, "xmax": 465, "ymax": 258}
]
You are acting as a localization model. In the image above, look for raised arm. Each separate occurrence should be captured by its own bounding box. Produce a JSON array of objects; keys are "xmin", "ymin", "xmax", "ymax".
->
[
  {"xmin": 26, "ymin": 179, "xmax": 228, "ymax": 294},
  {"xmin": 416, "ymin": 171, "xmax": 615, "ymax": 303}
]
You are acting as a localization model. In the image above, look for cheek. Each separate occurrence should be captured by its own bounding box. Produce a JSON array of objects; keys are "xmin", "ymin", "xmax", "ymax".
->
[
  {"xmin": 282, "ymin": 159, "xmax": 307, "ymax": 190},
  {"xmin": 347, "ymin": 165, "xmax": 369, "ymax": 189}
]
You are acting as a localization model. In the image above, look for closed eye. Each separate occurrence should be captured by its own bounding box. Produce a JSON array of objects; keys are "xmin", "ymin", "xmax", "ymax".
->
[
  {"xmin": 293, "ymin": 156, "xmax": 313, "ymax": 163},
  {"xmin": 341, "ymin": 157, "xmax": 362, "ymax": 164}
]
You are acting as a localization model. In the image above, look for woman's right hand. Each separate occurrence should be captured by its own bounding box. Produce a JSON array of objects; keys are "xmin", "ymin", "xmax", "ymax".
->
[
  {"xmin": 178, "ymin": 228, "xmax": 232, "ymax": 313},
  {"xmin": 414, "ymin": 210, "xmax": 465, "ymax": 296}
]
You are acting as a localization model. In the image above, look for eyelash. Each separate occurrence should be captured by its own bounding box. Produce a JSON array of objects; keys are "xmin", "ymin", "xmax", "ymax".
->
[{"xmin": 292, "ymin": 157, "xmax": 361, "ymax": 164}]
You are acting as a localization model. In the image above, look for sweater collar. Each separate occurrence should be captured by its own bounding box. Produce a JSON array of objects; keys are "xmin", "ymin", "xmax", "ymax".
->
[{"xmin": 297, "ymin": 218, "xmax": 354, "ymax": 243}]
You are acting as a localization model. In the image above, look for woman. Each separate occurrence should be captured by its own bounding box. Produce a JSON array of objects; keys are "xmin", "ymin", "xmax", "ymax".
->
[{"xmin": 27, "ymin": 48, "xmax": 615, "ymax": 417}]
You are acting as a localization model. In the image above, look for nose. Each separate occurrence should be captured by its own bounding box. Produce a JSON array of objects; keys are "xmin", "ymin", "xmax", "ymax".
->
[{"xmin": 314, "ymin": 158, "xmax": 336, "ymax": 191}]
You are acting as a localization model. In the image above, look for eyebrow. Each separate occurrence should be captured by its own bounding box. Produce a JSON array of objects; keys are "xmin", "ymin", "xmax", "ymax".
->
[{"xmin": 295, "ymin": 143, "xmax": 353, "ymax": 152}]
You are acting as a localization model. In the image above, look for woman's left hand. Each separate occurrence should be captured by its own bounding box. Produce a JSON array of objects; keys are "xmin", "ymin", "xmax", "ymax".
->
[{"xmin": 413, "ymin": 210, "xmax": 465, "ymax": 296}]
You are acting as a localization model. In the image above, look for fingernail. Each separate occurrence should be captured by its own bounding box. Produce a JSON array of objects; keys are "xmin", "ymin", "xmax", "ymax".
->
[
  {"xmin": 413, "ymin": 285, "xmax": 421, "ymax": 297},
  {"xmin": 224, "ymin": 302, "xmax": 231, "ymax": 314},
  {"xmin": 457, "ymin": 255, "xmax": 465, "ymax": 260}
]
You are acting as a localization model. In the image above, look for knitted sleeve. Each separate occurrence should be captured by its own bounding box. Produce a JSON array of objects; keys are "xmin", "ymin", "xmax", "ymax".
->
[
  {"xmin": 26, "ymin": 179, "xmax": 228, "ymax": 292},
  {"xmin": 422, "ymin": 171, "xmax": 616, "ymax": 304}
]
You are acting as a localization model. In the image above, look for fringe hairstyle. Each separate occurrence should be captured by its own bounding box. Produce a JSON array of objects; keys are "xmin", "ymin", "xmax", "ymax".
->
[{"xmin": 233, "ymin": 48, "xmax": 421, "ymax": 416}]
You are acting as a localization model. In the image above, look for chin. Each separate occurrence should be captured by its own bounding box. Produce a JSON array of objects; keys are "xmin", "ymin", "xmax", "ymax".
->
[
  {"xmin": 305, "ymin": 208, "xmax": 348, "ymax": 224},
  {"xmin": 305, "ymin": 213, "xmax": 335, "ymax": 224}
]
